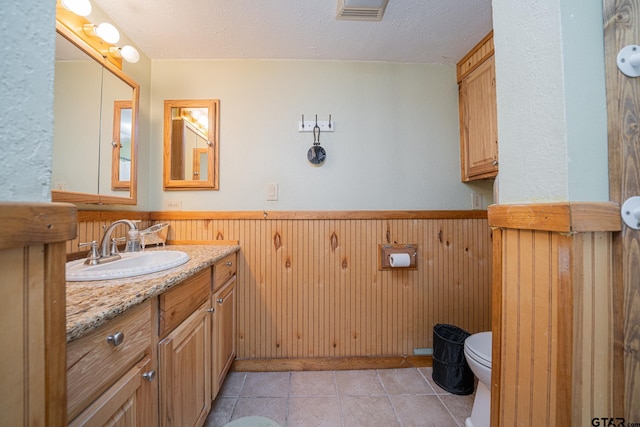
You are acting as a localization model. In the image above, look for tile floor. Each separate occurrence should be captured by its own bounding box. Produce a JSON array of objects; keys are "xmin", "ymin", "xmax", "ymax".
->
[{"xmin": 204, "ymin": 367, "xmax": 475, "ymax": 427}]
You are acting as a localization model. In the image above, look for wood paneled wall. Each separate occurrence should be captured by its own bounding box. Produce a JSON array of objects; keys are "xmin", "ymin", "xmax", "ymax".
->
[
  {"xmin": 66, "ymin": 211, "xmax": 151, "ymax": 255},
  {"xmin": 497, "ymin": 230, "xmax": 617, "ymax": 426},
  {"xmin": 603, "ymin": 1, "xmax": 640, "ymax": 420},
  {"xmin": 573, "ymin": 232, "xmax": 617, "ymax": 425},
  {"xmin": 0, "ymin": 202, "xmax": 77, "ymax": 426},
  {"xmin": 73, "ymin": 211, "xmax": 492, "ymax": 361},
  {"xmin": 489, "ymin": 202, "xmax": 620, "ymax": 427},
  {"xmin": 497, "ymin": 228, "xmax": 572, "ymax": 426}
]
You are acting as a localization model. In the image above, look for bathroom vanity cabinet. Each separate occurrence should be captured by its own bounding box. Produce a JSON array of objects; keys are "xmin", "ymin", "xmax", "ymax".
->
[
  {"xmin": 457, "ymin": 31, "xmax": 498, "ymax": 182},
  {"xmin": 158, "ymin": 268, "xmax": 212, "ymax": 427},
  {"xmin": 65, "ymin": 245, "xmax": 239, "ymax": 427},
  {"xmin": 212, "ymin": 253, "xmax": 237, "ymax": 398},
  {"xmin": 66, "ymin": 301, "xmax": 156, "ymax": 426}
]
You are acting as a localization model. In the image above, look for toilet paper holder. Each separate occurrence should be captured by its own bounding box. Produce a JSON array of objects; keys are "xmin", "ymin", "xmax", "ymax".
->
[{"xmin": 378, "ymin": 244, "xmax": 417, "ymax": 270}]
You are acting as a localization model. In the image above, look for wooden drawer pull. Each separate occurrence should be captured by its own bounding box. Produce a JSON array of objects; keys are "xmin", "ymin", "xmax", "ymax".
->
[
  {"xmin": 142, "ymin": 370, "xmax": 156, "ymax": 382},
  {"xmin": 106, "ymin": 331, "xmax": 125, "ymax": 346}
]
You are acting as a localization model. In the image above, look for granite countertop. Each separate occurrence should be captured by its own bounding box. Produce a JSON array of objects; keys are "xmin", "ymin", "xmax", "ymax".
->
[{"xmin": 66, "ymin": 244, "xmax": 240, "ymax": 343}]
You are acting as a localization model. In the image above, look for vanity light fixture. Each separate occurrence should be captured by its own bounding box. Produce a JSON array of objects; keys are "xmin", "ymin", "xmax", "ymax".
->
[
  {"xmin": 57, "ymin": 0, "xmax": 137, "ymax": 70},
  {"xmin": 84, "ymin": 22, "xmax": 120, "ymax": 44},
  {"xmin": 60, "ymin": 0, "xmax": 91, "ymax": 17},
  {"xmin": 109, "ymin": 45, "xmax": 140, "ymax": 64}
]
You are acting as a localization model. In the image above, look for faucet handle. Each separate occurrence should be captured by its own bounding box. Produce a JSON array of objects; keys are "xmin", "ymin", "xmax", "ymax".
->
[
  {"xmin": 110, "ymin": 238, "xmax": 120, "ymax": 256},
  {"xmin": 79, "ymin": 241, "xmax": 100, "ymax": 265}
]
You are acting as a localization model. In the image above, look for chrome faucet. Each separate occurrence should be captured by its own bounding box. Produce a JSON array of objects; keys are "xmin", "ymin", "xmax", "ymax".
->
[
  {"xmin": 99, "ymin": 219, "xmax": 138, "ymax": 259},
  {"xmin": 81, "ymin": 219, "xmax": 138, "ymax": 265}
]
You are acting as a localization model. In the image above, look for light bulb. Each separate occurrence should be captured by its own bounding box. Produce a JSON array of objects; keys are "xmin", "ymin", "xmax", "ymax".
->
[
  {"xmin": 120, "ymin": 45, "xmax": 140, "ymax": 63},
  {"xmin": 60, "ymin": 0, "xmax": 91, "ymax": 17},
  {"xmin": 95, "ymin": 23, "xmax": 120, "ymax": 44}
]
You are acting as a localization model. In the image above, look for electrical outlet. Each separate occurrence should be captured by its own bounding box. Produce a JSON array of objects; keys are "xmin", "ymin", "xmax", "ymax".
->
[
  {"xmin": 266, "ymin": 183, "xmax": 278, "ymax": 201},
  {"xmin": 471, "ymin": 193, "xmax": 483, "ymax": 210},
  {"xmin": 164, "ymin": 200, "xmax": 182, "ymax": 211}
]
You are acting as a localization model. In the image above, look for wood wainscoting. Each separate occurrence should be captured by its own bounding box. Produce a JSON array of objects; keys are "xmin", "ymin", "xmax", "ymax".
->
[
  {"xmin": 73, "ymin": 210, "xmax": 492, "ymax": 367},
  {"xmin": 0, "ymin": 202, "xmax": 77, "ymax": 426},
  {"xmin": 489, "ymin": 202, "xmax": 622, "ymax": 427}
]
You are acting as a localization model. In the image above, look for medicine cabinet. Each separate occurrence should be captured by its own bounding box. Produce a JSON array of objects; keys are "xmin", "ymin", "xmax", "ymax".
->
[
  {"xmin": 52, "ymin": 24, "xmax": 139, "ymax": 205},
  {"xmin": 163, "ymin": 99, "xmax": 219, "ymax": 190}
]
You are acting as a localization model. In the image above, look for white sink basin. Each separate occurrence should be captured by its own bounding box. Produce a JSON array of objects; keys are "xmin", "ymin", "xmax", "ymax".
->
[{"xmin": 66, "ymin": 250, "xmax": 189, "ymax": 282}]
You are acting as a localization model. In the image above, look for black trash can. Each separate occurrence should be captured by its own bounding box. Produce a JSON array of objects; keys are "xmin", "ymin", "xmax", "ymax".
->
[{"xmin": 432, "ymin": 323, "xmax": 474, "ymax": 395}]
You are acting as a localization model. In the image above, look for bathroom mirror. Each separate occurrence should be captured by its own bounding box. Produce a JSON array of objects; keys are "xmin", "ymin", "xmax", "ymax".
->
[
  {"xmin": 52, "ymin": 24, "xmax": 139, "ymax": 205},
  {"xmin": 163, "ymin": 99, "xmax": 219, "ymax": 190}
]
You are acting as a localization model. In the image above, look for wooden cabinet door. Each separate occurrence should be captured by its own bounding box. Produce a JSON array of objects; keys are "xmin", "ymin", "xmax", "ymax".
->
[
  {"xmin": 212, "ymin": 276, "xmax": 236, "ymax": 398},
  {"xmin": 459, "ymin": 55, "xmax": 498, "ymax": 181},
  {"xmin": 159, "ymin": 303, "xmax": 211, "ymax": 427},
  {"xmin": 69, "ymin": 357, "xmax": 155, "ymax": 427}
]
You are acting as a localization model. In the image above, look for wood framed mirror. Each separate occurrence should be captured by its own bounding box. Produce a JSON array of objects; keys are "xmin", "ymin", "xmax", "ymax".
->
[
  {"xmin": 163, "ymin": 99, "xmax": 219, "ymax": 190},
  {"xmin": 52, "ymin": 19, "xmax": 139, "ymax": 205}
]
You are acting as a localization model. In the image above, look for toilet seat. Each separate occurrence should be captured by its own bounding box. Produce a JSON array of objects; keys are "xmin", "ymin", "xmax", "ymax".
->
[{"xmin": 465, "ymin": 332, "xmax": 492, "ymax": 369}]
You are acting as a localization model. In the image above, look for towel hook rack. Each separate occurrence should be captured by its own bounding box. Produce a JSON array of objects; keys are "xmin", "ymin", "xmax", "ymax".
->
[{"xmin": 298, "ymin": 113, "xmax": 335, "ymax": 132}]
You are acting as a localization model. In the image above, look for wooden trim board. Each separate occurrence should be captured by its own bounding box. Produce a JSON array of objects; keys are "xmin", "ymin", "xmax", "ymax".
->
[
  {"xmin": 0, "ymin": 202, "xmax": 77, "ymax": 249},
  {"xmin": 457, "ymin": 31, "xmax": 494, "ymax": 82},
  {"xmin": 151, "ymin": 210, "xmax": 487, "ymax": 221},
  {"xmin": 488, "ymin": 202, "xmax": 620, "ymax": 233},
  {"xmin": 234, "ymin": 355, "xmax": 432, "ymax": 372}
]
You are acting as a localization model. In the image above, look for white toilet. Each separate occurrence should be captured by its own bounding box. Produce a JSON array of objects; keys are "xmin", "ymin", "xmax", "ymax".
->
[{"xmin": 464, "ymin": 331, "xmax": 492, "ymax": 427}]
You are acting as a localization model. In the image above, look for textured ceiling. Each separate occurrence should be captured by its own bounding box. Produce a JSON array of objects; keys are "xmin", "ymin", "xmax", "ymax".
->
[{"xmin": 92, "ymin": 0, "xmax": 493, "ymax": 65}]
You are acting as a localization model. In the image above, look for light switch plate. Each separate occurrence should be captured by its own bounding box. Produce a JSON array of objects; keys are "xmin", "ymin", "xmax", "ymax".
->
[
  {"xmin": 471, "ymin": 193, "xmax": 483, "ymax": 210},
  {"xmin": 266, "ymin": 183, "xmax": 279, "ymax": 201}
]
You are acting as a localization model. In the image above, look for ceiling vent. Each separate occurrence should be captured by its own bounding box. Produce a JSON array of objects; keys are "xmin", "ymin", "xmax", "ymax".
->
[{"xmin": 336, "ymin": 0, "xmax": 389, "ymax": 21}]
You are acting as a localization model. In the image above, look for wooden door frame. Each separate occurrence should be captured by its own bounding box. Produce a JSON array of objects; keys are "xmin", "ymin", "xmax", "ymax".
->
[{"xmin": 603, "ymin": 0, "xmax": 639, "ymax": 420}]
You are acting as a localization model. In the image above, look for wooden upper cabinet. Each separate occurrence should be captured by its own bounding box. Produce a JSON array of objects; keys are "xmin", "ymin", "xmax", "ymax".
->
[{"xmin": 457, "ymin": 31, "xmax": 498, "ymax": 182}]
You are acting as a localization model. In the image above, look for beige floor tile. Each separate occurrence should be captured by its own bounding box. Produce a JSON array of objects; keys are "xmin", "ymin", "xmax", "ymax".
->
[
  {"xmin": 219, "ymin": 371, "xmax": 246, "ymax": 397},
  {"xmin": 290, "ymin": 371, "xmax": 337, "ymax": 396},
  {"xmin": 204, "ymin": 411, "xmax": 232, "ymax": 427},
  {"xmin": 377, "ymin": 368, "xmax": 434, "ymax": 395},
  {"xmin": 419, "ymin": 367, "xmax": 454, "ymax": 395},
  {"xmin": 204, "ymin": 397, "xmax": 236, "ymax": 427},
  {"xmin": 334, "ymin": 369, "xmax": 385, "ymax": 396},
  {"xmin": 340, "ymin": 396, "xmax": 400, "ymax": 427},
  {"xmin": 241, "ymin": 372, "xmax": 290, "ymax": 397},
  {"xmin": 287, "ymin": 397, "xmax": 342, "ymax": 427},
  {"xmin": 389, "ymin": 395, "xmax": 458, "ymax": 427},
  {"xmin": 207, "ymin": 369, "xmax": 474, "ymax": 426},
  {"xmin": 439, "ymin": 393, "xmax": 475, "ymax": 426},
  {"xmin": 231, "ymin": 397, "xmax": 288, "ymax": 426}
]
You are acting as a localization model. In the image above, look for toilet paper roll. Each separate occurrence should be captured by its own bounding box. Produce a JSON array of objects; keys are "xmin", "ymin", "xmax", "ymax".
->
[{"xmin": 389, "ymin": 253, "xmax": 411, "ymax": 267}]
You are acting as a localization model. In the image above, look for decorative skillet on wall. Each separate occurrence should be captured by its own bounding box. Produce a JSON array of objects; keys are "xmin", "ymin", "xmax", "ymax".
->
[{"xmin": 307, "ymin": 119, "xmax": 326, "ymax": 165}]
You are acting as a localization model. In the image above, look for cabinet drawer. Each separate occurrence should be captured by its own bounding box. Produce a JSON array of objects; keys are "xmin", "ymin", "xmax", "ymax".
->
[
  {"xmin": 69, "ymin": 356, "xmax": 151, "ymax": 427},
  {"xmin": 214, "ymin": 253, "xmax": 237, "ymax": 292},
  {"xmin": 159, "ymin": 267, "xmax": 211, "ymax": 337},
  {"xmin": 67, "ymin": 300, "xmax": 152, "ymax": 421}
]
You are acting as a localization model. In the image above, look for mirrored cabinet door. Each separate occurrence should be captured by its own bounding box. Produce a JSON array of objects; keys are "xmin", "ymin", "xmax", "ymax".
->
[
  {"xmin": 111, "ymin": 101, "xmax": 133, "ymax": 190},
  {"xmin": 53, "ymin": 46, "xmax": 102, "ymax": 195},
  {"xmin": 98, "ymin": 70, "xmax": 134, "ymax": 197},
  {"xmin": 52, "ymin": 26, "xmax": 139, "ymax": 205},
  {"xmin": 163, "ymin": 99, "xmax": 219, "ymax": 190}
]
